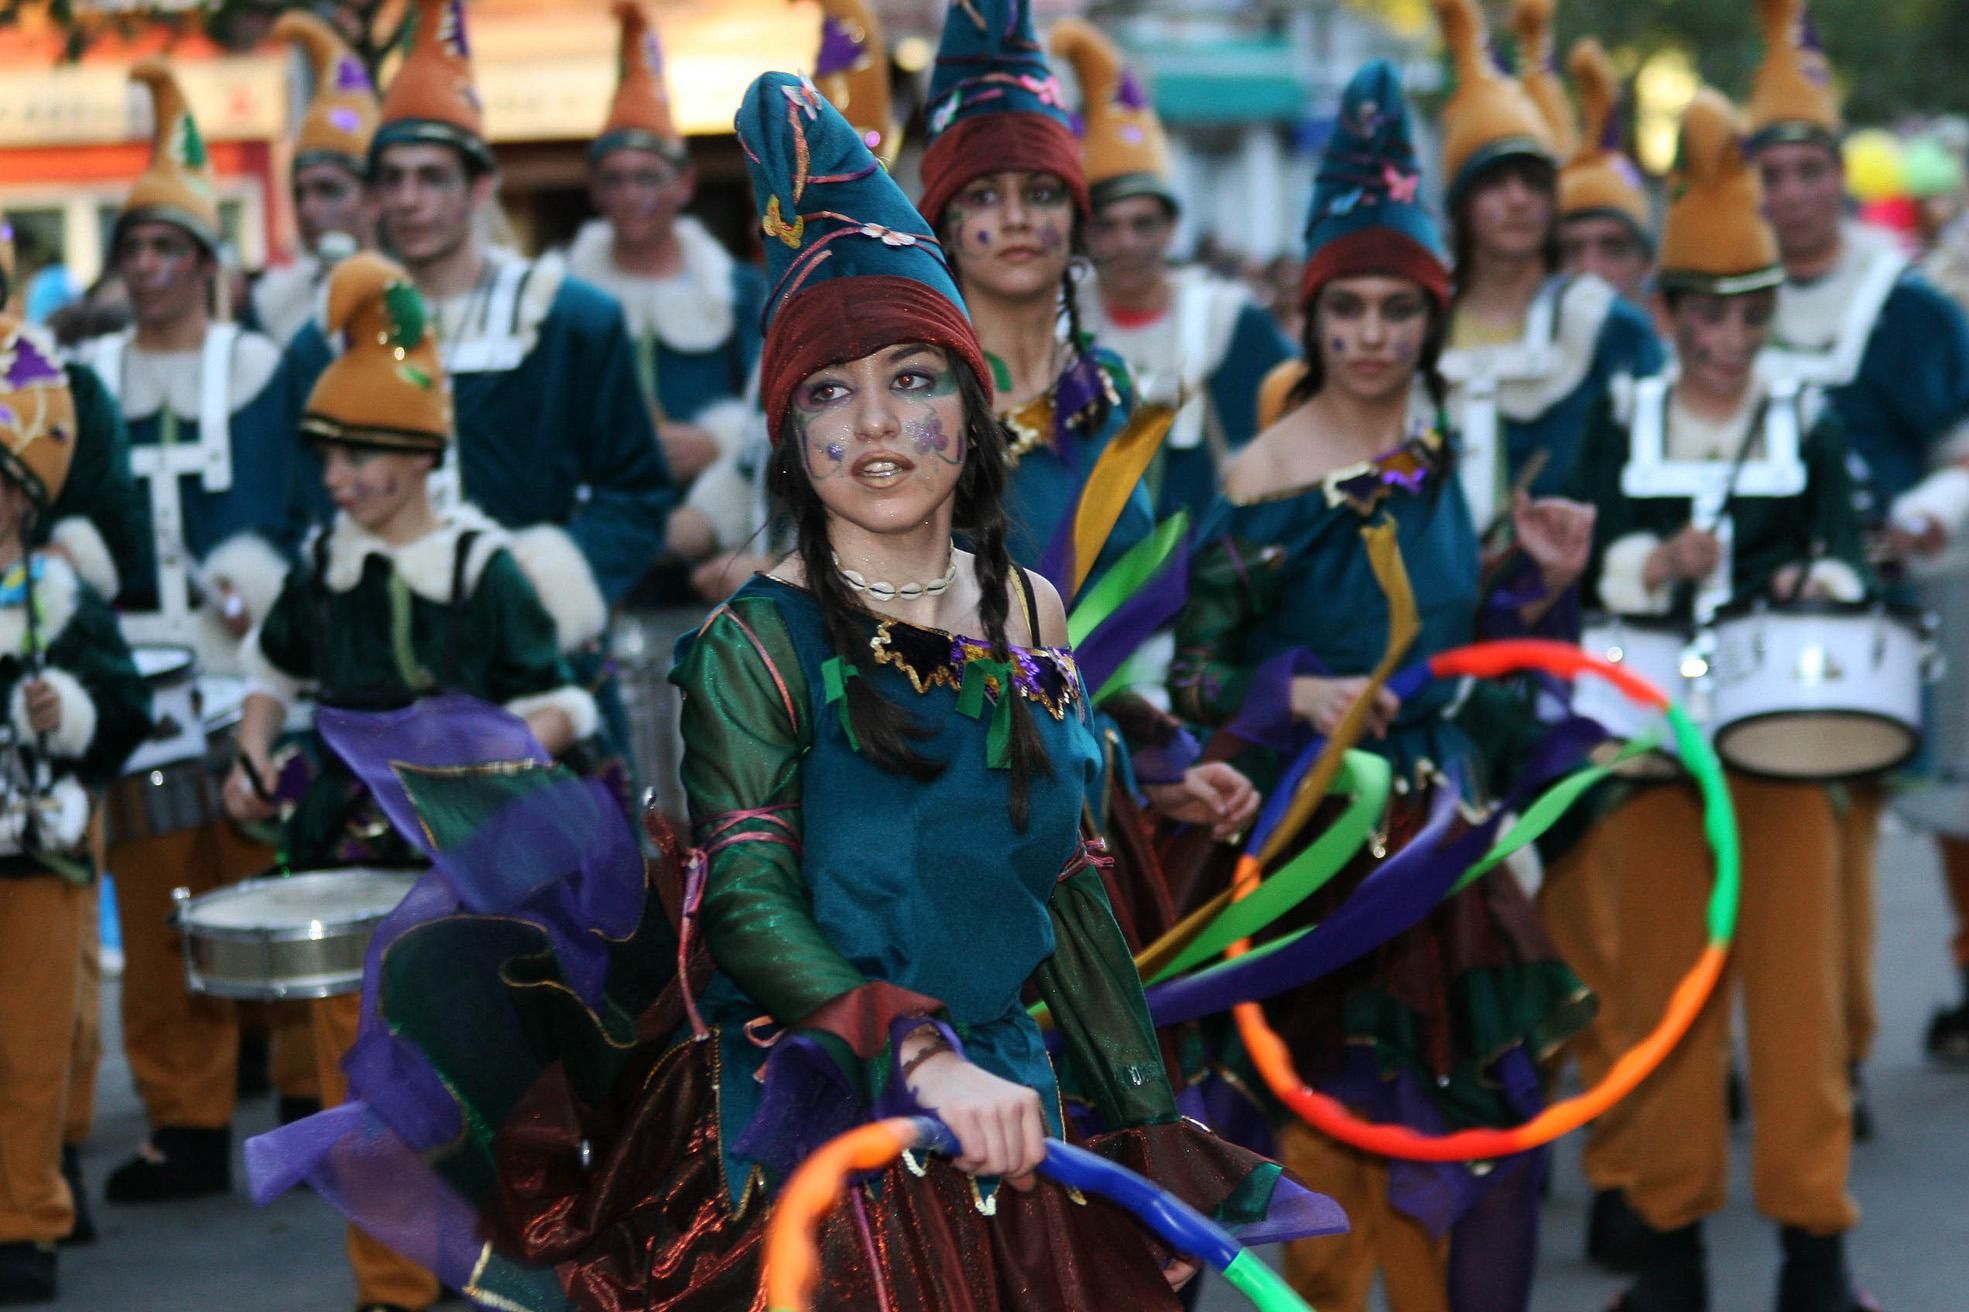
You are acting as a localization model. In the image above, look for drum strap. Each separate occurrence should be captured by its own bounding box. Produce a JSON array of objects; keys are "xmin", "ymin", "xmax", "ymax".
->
[{"xmin": 444, "ymin": 530, "xmax": 483, "ymax": 690}]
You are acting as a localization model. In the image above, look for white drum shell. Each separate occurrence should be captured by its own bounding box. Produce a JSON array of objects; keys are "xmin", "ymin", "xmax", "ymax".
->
[
  {"xmin": 1709, "ymin": 606, "xmax": 1926, "ymax": 781},
  {"xmin": 1578, "ymin": 616, "xmax": 1691, "ymax": 776},
  {"xmin": 175, "ymin": 868, "xmax": 417, "ymax": 1001}
]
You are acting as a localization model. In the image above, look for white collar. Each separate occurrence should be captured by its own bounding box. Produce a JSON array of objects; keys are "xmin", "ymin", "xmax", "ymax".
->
[
  {"xmin": 314, "ymin": 503, "xmax": 509, "ymax": 602},
  {"xmin": 564, "ymin": 216, "xmax": 736, "ymax": 352}
]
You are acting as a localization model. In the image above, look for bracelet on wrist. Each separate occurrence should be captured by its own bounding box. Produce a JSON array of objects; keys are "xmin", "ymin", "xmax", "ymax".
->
[{"xmin": 899, "ymin": 1036, "xmax": 952, "ymax": 1083}]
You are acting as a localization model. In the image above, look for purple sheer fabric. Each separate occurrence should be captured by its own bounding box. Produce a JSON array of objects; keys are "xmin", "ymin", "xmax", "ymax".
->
[{"xmin": 245, "ymin": 697, "xmax": 648, "ymax": 1296}]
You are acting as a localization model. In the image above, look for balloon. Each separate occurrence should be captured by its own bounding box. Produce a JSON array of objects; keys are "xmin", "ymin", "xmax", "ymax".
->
[
  {"xmin": 1903, "ymin": 135, "xmax": 1967, "ymax": 200},
  {"xmin": 1843, "ymin": 129, "xmax": 1906, "ymax": 203}
]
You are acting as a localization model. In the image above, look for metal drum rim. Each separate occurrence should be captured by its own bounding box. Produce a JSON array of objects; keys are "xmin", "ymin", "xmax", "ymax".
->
[{"xmin": 1712, "ymin": 708, "xmax": 1919, "ymax": 782}]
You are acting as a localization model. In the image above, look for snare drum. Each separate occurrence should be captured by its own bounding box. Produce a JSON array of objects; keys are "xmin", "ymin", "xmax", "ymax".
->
[
  {"xmin": 172, "ymin": 868, "xmax": 418, "ymax": 1000},
  {"xmin": 1709, "ymin": 600, "xmax": 1932, "ymax": 782},
  {"xmin": 1577, "ymin": 613, "xmax": 1694, "ymax": 779},
  {"xmin": 106, "ymin": 646, "xmax": 215, "ymax": 846}
]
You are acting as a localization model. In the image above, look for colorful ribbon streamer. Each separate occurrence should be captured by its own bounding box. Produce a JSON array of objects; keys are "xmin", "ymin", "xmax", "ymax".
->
[
  {"xmin": 1229, "ymin": 638, "xmax": 1741, "ymax": 1162},
  {"xmin": 1066, "ymin": 403, "xmax": 1176, "ymax": 597},
  {"xmin": 760, "ymin": 1115, "xmax": 1314, "ymax": 1312}
]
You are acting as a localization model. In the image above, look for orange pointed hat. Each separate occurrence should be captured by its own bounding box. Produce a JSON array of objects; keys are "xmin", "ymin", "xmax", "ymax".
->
[
  {"xmin": 0, "ymin": 316, "xmax": 78, "ymax": 510},
  {"xmin": 374, "ymin": 0, "xmax": 494, "ymax": 173},
  {"xmin": 813, "ymin": 0, "xmax": 899, "ymax": 168},
  {"xmin": 1049, "ymin": 19, "xmax": 1174, "ymax": 213},
  {"xmin": 593, "ymin": 1, "xmax": 685, "ymax": 164},
  {"xmin": 0, "ymin": 221, "xmax": 14, "ymax": 310},
  {"xmin": 1560, "ymin": 39, "xmax": 1652, "ymax": 246},
  {"xmin": 276, "ymin": 12, "xmax": 379, "ymax": 176},
  {"xmin": 1512, "ymin": 0, "xmax": 1579, "ymax": 163},
  {"xmin": 120, "ymin": 60, "xmax": 222, "ymax": 252},
  {"xmin": 300, "ymin": 251, "xmax": 452, "ymax": 453},
  {"xmin": 1434, "ymin": 0, "xmax": 1556, "ymax": 204},
  {"xmin": 1657, "ymin": 88, "xmax": 1781, "ymax": 294},
  {"xmin": 1746, "ymin": 0, "xmax": 1841, "ymax": 151}
]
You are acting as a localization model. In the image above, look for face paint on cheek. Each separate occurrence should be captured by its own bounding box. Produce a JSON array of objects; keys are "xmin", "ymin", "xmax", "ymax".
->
[
  {"xmin": 1329, "ymin": 337, "xmax": 1348, "ymax": 359},
  {"xmin": 797, "ymin": 414, "xmax": 849, "ymax": 480},
  {"xmin": 905, "ymin": 410, "xmax": 962, "ymax": 465},
  {"xmin": 1037, "ymin": 224, "xmax": 1066, "ymax": 253}
]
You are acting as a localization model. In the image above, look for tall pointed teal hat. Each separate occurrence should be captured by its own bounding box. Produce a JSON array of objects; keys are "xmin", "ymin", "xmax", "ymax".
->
[
  {"xmin": 738, "ymin": 72, "xmax": 989, "ymax": 442},
  {"xmin": 1298, "ymin": 60, "xmax": 1451, "ymax": 311},
  {"xmin": 917, "ymin": 0, "xmax": 1088, "ymax": 227}
]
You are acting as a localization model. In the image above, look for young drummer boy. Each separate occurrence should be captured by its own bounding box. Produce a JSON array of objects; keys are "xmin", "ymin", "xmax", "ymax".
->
[
  {"xmin": 0, "ymin": 317, "xmax": 151, "ymax": 1304},
  {"xmin": 224, "ymin": 252, "xmax": 595, "ymax": 1312}
]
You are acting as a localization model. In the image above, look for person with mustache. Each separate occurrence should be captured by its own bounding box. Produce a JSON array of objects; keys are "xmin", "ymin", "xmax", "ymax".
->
[{"xmin": 1563, "ymin": 89, "xmax": 1878, "ymax": 1312}]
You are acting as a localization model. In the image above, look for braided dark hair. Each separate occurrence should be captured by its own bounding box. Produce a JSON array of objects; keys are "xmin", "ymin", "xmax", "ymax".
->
[{"xmin": 769, "ymin": 359, "xmax": 1054, "ymax": 829}]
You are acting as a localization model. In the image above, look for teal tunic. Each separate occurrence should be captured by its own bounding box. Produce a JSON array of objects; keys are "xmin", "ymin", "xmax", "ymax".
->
[
  {"xmin": 102, "ymin": 351, "xmax": 310, "ymax": 610},
  {"xmin": 671, "ymin": 577, "xmax": 1179, "ymax": 1196},
  {"xmin": 637, "ymin": 262, "xmax": 765, "ymax": 429},
  {"xmin": 998, "ymin": 346, "xmax": 1157, "ymax": 607},
  {"xmin": 1504, "ymin": 285, "xmax": 1663, "ymax": 500},
  {"xmin": 1172, "ymin": 430, "xmax": 1483, "ymax": 785},
  {"xmin": 253, "ymin": 522, "xmax": 581, "ymax": 869},
  {"xmin": 1815, "ymin": 278, "xmax": 1969, "ymax": 521},
  {"xmin": 285, "ymin": 274, "xmax": 676, "ymax": 608}
]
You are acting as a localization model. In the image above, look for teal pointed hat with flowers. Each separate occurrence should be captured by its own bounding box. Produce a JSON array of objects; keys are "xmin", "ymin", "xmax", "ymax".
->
[
  {"xmin": 1299, "ymin": 60, "xmax": 1451, "ymax": 311},
  {"xmin": 917, "ymin": 0, "xmax": 1088, "ymax": 227},
  {"xmin": 738, "ymin": 72, "xmax": 989, "ymax": 442}
]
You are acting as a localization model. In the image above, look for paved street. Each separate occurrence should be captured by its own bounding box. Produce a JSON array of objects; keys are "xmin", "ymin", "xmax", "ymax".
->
[{"xmin": 57, "ymin": 820, "xmax": 1969, "ymax": 1310}]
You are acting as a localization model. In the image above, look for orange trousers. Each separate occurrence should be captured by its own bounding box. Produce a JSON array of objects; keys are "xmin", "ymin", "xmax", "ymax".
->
[
  {"xmin": 65, "ymin": 880, "xmax": 100, "ymax": 1146},
  {"xmin": 0, "ymin": 877, "xmax": 86, "ymax": 1244},
  {"xmin": 1277, "ymin": 1120, "xmax": 1449, "ymax": 1312},
  {"xmin": 107, "ymin": 821, "xmax": 271, "ymax": 1130},
  {"xmin": 1537, "ymin": 828, "xmax": 1636, "ymax": 1194},
  {"xmin": 1837, "ymin": 782, "xmax": 1883, "ymax": 1066},
  {"xmin": 1612, "ymin": 777, "xmax": 1858, "ymax": 1235},
  {"xmin": 315, "ymin": 991, "xmax": 441, "ymax": 1311}
]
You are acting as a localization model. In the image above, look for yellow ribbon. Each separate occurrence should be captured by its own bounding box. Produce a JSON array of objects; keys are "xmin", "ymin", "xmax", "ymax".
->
[{"xmin": 1068, "ymin": 402, "xmax": 1174, "ymax": 597}]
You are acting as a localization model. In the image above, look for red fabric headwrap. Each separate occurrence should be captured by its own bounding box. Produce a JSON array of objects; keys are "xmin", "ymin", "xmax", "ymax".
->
[
  {"xmin": 918, "ymin": 112, "xmax": 1091, "ymax": 232},
  {"xmin": 762, "ymin": 275, "xmax": 993, "ymax": 443},
  {"xmin": 1298, "ymin": 227, "xmax": 1452, "ymax": 315}
]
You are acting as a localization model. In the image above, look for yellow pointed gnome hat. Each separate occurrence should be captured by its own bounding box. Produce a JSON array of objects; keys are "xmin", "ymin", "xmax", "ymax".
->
[
  {"xmin": 120, "ymin": 60, "xmax": 222, "ymax": 252},
  {"xmin": 1512, "ymin": 0, "xmax": 1579, "ymax": 163},
  {"xmin": 300, "ymin": 252, "xmax": 451, "ymax": 453},
  {"xmin": 1435, "ymin": 0, "xmax": 1557, "ymax": 203},
  {"xmin": 1658, "ymin": 88, "xmax": 1781, "ymax": 294},
  {"xmin": 276, "ymin": 12, "xmax": 379, "ymax": 176},
  {"xmin": 1560, "ymin": 39, "xmax": 1651, "ymax": 245},
  {"xmin": 374, "ymin": 0, "xmax": 494, "ymax": 173},
  {"xmin": 814, "ymin": 0, "xmax": 899, "ymax": 168},
  {"xmin": 1746, "ymin": 0, "xmax": 1841, "ymax": 150},
  {"xmin": 593, "ymin": 0, "xmax": 685, "ymax": 164},
  {"xmin": 1050, "ymin": 18, "xmax": 1175, "ymax": 212},
  {"xmin": 0, "ymin": 316, "xmax": 78, "ymax": 510}
]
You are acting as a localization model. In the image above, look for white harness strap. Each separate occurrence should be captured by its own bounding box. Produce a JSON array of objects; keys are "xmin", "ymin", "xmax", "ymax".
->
[
  {"xmin": 1442, "ymin": 283, "xmax": 1565, "ymax": 528},
  {"xmin": 1762, "ymin": 245, "xmax": 1908, "ymax": 388},
  {"xmin": 1166, "ymin": 281, "xmax": 1216, "ymax": 452}
]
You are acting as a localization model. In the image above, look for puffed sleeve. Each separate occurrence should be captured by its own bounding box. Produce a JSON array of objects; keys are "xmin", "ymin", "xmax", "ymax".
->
[{"xmin": 1169, "ymin": 525, "xmax": 1274, "ymax": 726}]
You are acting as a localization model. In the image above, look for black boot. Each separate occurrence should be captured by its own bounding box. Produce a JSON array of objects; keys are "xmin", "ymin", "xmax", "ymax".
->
[
  {"xmin": 0, "ymin": 1242, "xmax": 55, "ymax": 1305},
  {"xmin": 1610, "ymin": 1220, "xmax": 1707, "ymax": 1312},
  {"xmin": 1586, "ymin": 1188, "xmax": 1650, "ymax": 1273},
  {"xmin": 57, "ymin": 1146, "xmax": 94, "ymax": 1245},
  {"xmin": 1923, "ymin": 967, "xmax": 1969, "ymax": 1065},
  {"xmin": 236, "ymin": 1029, "xmax": 272, "ymax": 1100},
  {"xmin": 104, "ymin": 1125, "xmax": 232, "ymax": 1203},
  {"xmin": 1776, "ymin": 1227, "xmax": 1877, "ymax": 1312}
]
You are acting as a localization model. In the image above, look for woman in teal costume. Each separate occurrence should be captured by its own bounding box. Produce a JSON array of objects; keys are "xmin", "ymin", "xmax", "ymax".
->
[
  {"xmin": 1170, "ymin": 61, "xmax": 1595, "ymax": 1312},
  {"xmin": 241, "ymin": 72, "xmax": 1327, "ymax": 1312},
  {"xmin": 915, "ymin": 0, "xmax": 1257, "ymax": 967}
]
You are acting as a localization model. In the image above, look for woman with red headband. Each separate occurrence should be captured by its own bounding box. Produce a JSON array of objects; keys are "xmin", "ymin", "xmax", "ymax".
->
[
  {"xmin": 245, "ymin": 72, "xmax": 1334, "ymax": 1312},
  {"xmin": 1170, "ymin": 61, "xmax": 1597, "ymax": 1312}
]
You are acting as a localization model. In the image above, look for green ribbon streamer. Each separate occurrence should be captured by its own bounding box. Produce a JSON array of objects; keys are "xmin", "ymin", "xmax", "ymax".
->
[
  {"xmin": 1067, "ymin": 511, "xmax": 1190, "ymax": 650},
  {"xmin": 957, "ymin": 657, "xmax": 1015, "ymax": 768},
  {"xmin": 1149, "ymin": 751, "xmax": 1392, "ymax": 984},
  {"xmin": 1448, "ymin": 731, "xmax": 1662, "ymax": 896},
  {"xmin": 1222, "ymin": 1249, "xmax": 1315, "ymax": 1312},
  {"xmin": 820, "ymin": 657, "xmax": 861, "ymax": 752}
]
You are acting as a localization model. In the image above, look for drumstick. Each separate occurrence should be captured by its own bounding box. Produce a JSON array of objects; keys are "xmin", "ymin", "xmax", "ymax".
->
[
  {"xmin": 1480, "ymin": 449, "xmax": 1551, "ymax": 546},
  {"xmin": 237, "ymin": 752, "xmax": 278, "ymax": 805}
]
